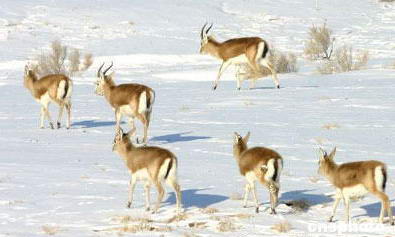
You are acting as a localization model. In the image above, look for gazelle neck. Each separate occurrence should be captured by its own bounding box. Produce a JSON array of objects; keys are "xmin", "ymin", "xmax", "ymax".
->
[
  {"xmin": 103, "ymin": 79, "xmax": 116, "ymax": 101},
  {"xmin": 323, "ymin": 160, "xmax": 339, "ymax": 184},
  {"xmin": 233, "ymin": 143, "xmax": 247, "ymax": 161}
]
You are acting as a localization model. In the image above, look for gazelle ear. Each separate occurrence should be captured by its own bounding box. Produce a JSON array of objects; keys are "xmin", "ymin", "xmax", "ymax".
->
[
  {"xmin": 243, "ymin": 131, "xmax": 250, "ymax": 144},
  {"xmin": 233, "ymin": 132, "xmax": 239, "ymax": 144},
  {"xmin": 115, "ymin": 128, "xmax": 123, "ymax": 141},
  {"xmin": 328, "ymin": 147, "xmax": 336, "ymax": 160},
  {"xmin": 107, "ymin": 71, "xmax": 115, "ymax": 79}
]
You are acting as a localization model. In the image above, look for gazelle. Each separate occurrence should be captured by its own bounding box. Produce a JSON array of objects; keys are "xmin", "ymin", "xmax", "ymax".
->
[
  {"xmin": 95, "ymin": 62, "xmax": 155, "ymax": 144},
  {"xmin": 318, "ymin": 147, "xmax": 394, "ymax": 225},
  {"xmin": 233, "ymin": 132, "xmax": 283, "ymax": 214},
  {"xmin": 23, "ymin": 65, "xmax": 73, "ymax": 129},
  {"xmin": 112, "ymin": 128, "xmax": 182, "ymax": 213},
  {"xmin": 199, "ymin": 23, "xmax": 280, "ymax": 90}
]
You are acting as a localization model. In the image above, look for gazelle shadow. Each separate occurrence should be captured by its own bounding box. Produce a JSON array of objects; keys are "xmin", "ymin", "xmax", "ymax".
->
[
  {"xmin": 280, "ymin": 189, "xmax": 333, "ymax": 207},
  {"xmin": 164, "ymin": 188, "xmax": 228, "ymax": 208},
  {"xmin": 355, "ymin": 199, "xmax": 395, "ymax": 218},
  {"xmin": 72, "ymin": 120, "xmax": 125, "ymax": 128},
  {"xmin": 151, "ymin": 132, "xmax": 210, "ymax": 144}
]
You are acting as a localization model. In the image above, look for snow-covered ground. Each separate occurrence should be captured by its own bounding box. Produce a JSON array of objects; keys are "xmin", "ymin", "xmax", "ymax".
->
[{"xmin": 1, "ymin": 0, "xmax": 395, "ymax": 236}]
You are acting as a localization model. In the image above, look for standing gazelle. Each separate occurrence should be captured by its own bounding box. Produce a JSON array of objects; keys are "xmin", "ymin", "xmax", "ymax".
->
[
  {"xmin": 95, "ymin": 62, "xmax": 155, "ymax": 144},
  {"xmin": 23, "ymin": 65, "xmax": 73, "ymax": 129},
  {"xmin": 112, "ymin": 128, "xmax": 182, "ymax": 213},
  {"xmin": 233, "ymin": 132, "xmax": 283, "ymax": 214},
  {"xmin": 318, "ymin": 147, "xmax": 394, "ymax": 225},
  {"xmin": 199, "ymin": 23, "xmax": 280, "ymax": 90}
]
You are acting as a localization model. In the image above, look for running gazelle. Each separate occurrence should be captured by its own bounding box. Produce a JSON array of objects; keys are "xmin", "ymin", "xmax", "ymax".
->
[
  {"xmin": 233, "ymin": 132, "xmax": 283, "ymax": 214},
  {"xmin": 199, "ymin": 23, "xmax": 280, "ymax": 90},
  {"xmin": 23, "ymin": 65, "xmax": 73, "ymax": 129},
  {"xmin": 318, "ymin": 147, "xmax": 394, "ymax": 225}
]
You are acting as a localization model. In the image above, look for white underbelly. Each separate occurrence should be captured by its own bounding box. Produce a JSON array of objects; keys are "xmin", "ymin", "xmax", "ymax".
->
[
  {"xmin": 37, "ymin": 92, "xmax": 52, "ymax": 104},
  {"xmin": 133, "ymin": 168, "xmax": 150, "ymax": 181},
  {"xmin": 119, "ymin": 105, "xmax": 135, "ymax": 117},
  {"xmin": 342, "ymin": 184, "xmax": 369, "ymax": 198},
  {"xmin": 229, "ymin": 54, "xmax": 249, "ymax": 65}
]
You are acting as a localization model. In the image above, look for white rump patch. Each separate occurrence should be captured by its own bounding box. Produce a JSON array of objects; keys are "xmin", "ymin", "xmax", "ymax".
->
[
  {"xmin": 138, "ymin": 91, "xmax": 147, "ymax": 114},
  {"xmin": 256, "ymin": 41, "xmax": 265, "ymax": 61},
  {"xmin": 374, "ymin": 166, "xmax": 385, "ymax": 192},
  {"xmin": 264, "ymin": 159, "xmax": 276, "ymax": 182},
  {"xmin": 148, "ymin": 90, "xmax": 155, "ymax": 111},
  {"xmin": 342, "ymin": 184, "xmax": 368, "ymax": 199},
  {"xmin": 65, "ymin": 80, "xmax": 73, "ymax": 99},
  {"xmin": 57, "ymin": 80, "xmax": 67, "ymax": 100}
]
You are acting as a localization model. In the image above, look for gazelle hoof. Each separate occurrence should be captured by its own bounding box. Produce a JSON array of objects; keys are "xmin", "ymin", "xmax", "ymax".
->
[
  {"xmin": 270, "ymin": 208, "xmax": 276, "ymax": 215},
  {"xmin": 328, "ymin": 216, "xmax": 334, "ymax": 222},
  {"xmin": 50, "ymin": 123, "xmax": 54, "ymax": 129},
  {"xmin": 237, "ymin": 87, "xmax": 240, "ymax": 90},
  {"xmin": 145, "ymin": 206, "xmax": 150, "ymax": 211},
  {"xmin": 255, "ymin": 207, "xmax": 259, "ymax": 213},
  {"xmin": 212, "ymin": 85, "xmax": 217, "ymax": 90},
  {"xmin": 57, "ymin": 122, "xmax": 61, "ymax": 129},
  {"xmin": 277, "ymin": 85, "xmax": 280, "ymax": 89},
  {"xmin": 126, "ymin": 202, "xmax": 131, "ymax": 208}
]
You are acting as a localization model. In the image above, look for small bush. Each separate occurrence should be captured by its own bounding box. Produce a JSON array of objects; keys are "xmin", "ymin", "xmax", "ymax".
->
[
  {"xmin": 304, "ymin": 23, "xmax": 335, "ymax": 60},
  {"xmin": 33, "ymin": 40, "xmax": 93, "ymax": 77},
  {"xmin": 317, "ymin": 46, "xmax": 368, "ymax": 74},
  {"xmin": 216, "ymin": 218, "xmax": 236, "ymax": 232}
]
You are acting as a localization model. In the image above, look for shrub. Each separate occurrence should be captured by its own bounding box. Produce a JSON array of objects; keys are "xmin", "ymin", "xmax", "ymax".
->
[
  {"xmin": 271, "ymin": 221, "xmax": 291, "ymax": 233},
  {"xmin": 317, "ymin": 45, "xmax": 368, "ymax": 74},
  {"xmin": 304, "ymin": 23, "xmax": 335, "ymax": 60},
  {"xmin": 236, "ymin": 48, "xmax": 298, "ymax": 80},
  {"xmin": 33, "ymin": 40, "xmax": 93, "ymax": 77}
]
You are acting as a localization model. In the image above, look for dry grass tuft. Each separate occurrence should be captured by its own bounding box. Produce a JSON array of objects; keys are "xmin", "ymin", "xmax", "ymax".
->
[
  {"xmin": 322, "ymin": 123, "xmax": 340, "ymax": 130},
  {"xmin": 271, "ymin": 221, "xmax": 291, "ymax": 233},
  {"xmin": 304, "ymin": 23, "xmax": 334, "ymax": 60},
  {"xmin": 183, "ymin": 232, "xmax": 201, "ymax": 237},
  {"xmin": 117, "ymin": 215, "xmax": 152, "ymax": 224},
  {"xmin": 284, "ymin": 199, "xmax": 311, "ymax": 212},
  {"xmin": 199, "ymin": 207, "xmax": 219, "ymax": 214},
  {"xmin": 164, "ymin": 212, "xmax": 188, "ymax": 223},
  {"xmin": 32, "ymin": 40, "xmax": 93, "ymax": 77},
  {"xmin": 216, "ymin": 218, "xmax": 237, "ymax": 232},
  {"xmin": 226, "ymin": 213, "xmax": 253, "ymax": 219},
  {"xmin": 109, "ymin": 224, "xmax": 172, "ymax": 233},
  {"xmin": 42, "ymin": 225, "xmax": 61, "ymax": 235},
  {"xmin": 317, "ymin": 46, "xmax": 369, "ymax": 74},
  {"xmin": 229, "ymin": 192, "xmax": 243, "ymax": 200},
  {"xmin": 188, "ymin": 221, "xmax": 207, "ymax": 229}
]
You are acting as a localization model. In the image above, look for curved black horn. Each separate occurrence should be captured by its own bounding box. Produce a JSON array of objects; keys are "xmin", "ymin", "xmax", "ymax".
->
[
  {"xmin": 103, "ymin": 61, "xmax": 113, "ymax": 76},
  {"xmin": 205, "ymin": 23, "xmax": 213, "ymax": 35},
  {"xmin": 200, "ymin": 23, "xmax": 208, "ymax": 39},
  {"xmin": 97, "ymin": 62, "xmax": 105, "ymax": 77}
]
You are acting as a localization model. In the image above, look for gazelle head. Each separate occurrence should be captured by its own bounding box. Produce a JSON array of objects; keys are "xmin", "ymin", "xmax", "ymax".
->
[
  {"xmin": 233, "ymin": 131, "xmax": 250, "ymax": 156},
  {"xmin": 199, "ymin": 23, "xmax": 214, "ymax": 54},
  {"xmin": 317, "ymin": 147, "xmax": 337, "ymax": 175},
  {"xmin": 23, "ymin": 65, "xmax": 37, "ymax": 89},
  {"xmin": 112, "ymin": 128, "xmax": 130, "ymax": 153},
  {"xmin": 95, "ymin": 62, "xmax": 114, "ymax": 96}
]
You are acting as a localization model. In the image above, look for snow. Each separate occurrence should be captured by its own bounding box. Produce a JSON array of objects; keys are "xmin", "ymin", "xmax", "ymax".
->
[{"xmin": 1, "ymin": 0, "xmax": 395, "ymax": 236}]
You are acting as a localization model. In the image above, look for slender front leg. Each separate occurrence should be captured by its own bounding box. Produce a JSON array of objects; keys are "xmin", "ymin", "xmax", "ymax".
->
[
  {"xmin": 213, "ymin": 60, "xmax": 231, "ymax": 90},
  {"xmin": 243, "ymin": 183, "xmax": 251, "ymax": 208},
  {"xmin": 114, "ymin": 108, "xmax": 122, "ymax": 132},
  {"xmin": 268, "ymin": 182, "xmax": 279, "ymax": 214},
  {"xmin": 56, "ymin": 103, "xmax": 65, "ymax": 129},
  {"xmin": 144, "ymin": 182, "xmax": 151, "ymax": 211},
  {"xmin": 127, "ymin": 176, "xmax": 137, "ymax": 208},
  {"xmin": 329, "ymin": 197, "xmax": 341, "ymax": 222},
  {"xmin": 65, "ymin": 101, "xmax": 71, "ymax": 129},
  {"xmin": 127, "ymin": 118, "xmax": 137, "ymax": 138},
  {"xmin": 168, "ymin": 178, "xmax": 182, "ymax": 213}
]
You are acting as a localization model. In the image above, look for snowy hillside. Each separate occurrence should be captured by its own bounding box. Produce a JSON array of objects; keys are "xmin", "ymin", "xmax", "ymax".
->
[{"xmin": 1, "ymin": 0, "xmax": 395, "ymax": 236}]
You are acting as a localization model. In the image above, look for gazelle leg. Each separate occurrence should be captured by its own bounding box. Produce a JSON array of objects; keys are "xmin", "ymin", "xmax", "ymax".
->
[
  {"xmin": 153, "ymin": 182, "xmax": 164, "ymax": 213},
  {"xmin": 43, "ymin": 103, "xmax": 54, "ymax": 129},
  {"xmin": 144, "ymin": 182, "xmax": 151, "ymax": 211},
  {"xmin": 250, "ymin": 181, "xmax": 259, "ymax": 213},
  {"xmin": 65, "ymin": 101, "xmax": 71, "ymax": 129},
  {"xmin": 127, "ymin": 118, "xmax": 137, "ymax": 139},
  {"xmin": 343, "ymin": 196, "xmax": 351, "ymax": 223},
  {"xmin": 115, "ymin": 108, "xmax": 122, "ymax": 132},
  {"xmin": 127, "ymin": 176, "xmax": 137, "ymax": 208},
  {"xmin": 268, "ymin": 182, "xmax": 279, "ymax": 214},
  {"xmin": 261, "ymin": 59, "xmax": 280, "ymax": 89},
  {"xmin": 372, "ymin": 190, "xmax": 394, "ymax": 225},
  {"xmin": 243, "ymin": 183, "xmax": 251, "ymax": 208},
  {"xmin": 56, "ymin": 103, "xmax": 65, "ymax": 129},
  {"xmin": 40, "ymin": 106, "xmax": 45, "ymax": 129},
  {"xmin": 167, "ymin": 177, "xmax": 182, "ymax": 213},
  {"xmin": 213, "ymin": 60, "xmax": 231, "ymax": 90},
  {"xmin": 329, "ymin": 197, "xmax": 341, "ymax": 222}
]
